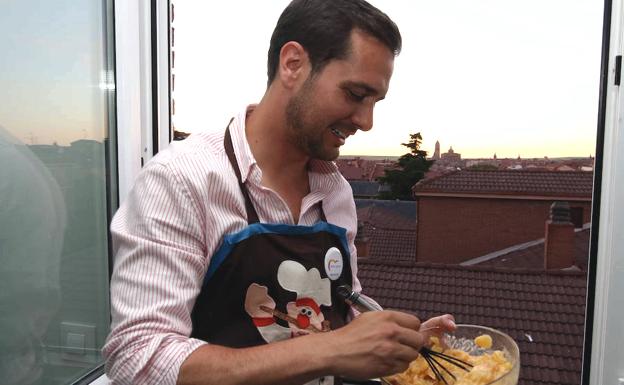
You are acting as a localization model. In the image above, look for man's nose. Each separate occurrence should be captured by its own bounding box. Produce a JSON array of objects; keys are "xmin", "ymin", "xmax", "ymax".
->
[{"xmin": 351, "ymin": 103, "xmax": 374, "ymax": 132}]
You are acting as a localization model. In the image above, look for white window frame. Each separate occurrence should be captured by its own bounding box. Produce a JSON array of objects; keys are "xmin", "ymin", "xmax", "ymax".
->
[
  {"xmin": 89, "ymin": 1, "xmax": 171, "ymax": 383},
  {"xmin": 114, "ymin": 0, "xmax": 171, "ymax": 203},
  {"xmin": 114, "ymin": 0, "xmax": 143, "ymax": 202},
  {"xmin": 587, "ymin": 0, "xmax": 624, "ymax": 383}
]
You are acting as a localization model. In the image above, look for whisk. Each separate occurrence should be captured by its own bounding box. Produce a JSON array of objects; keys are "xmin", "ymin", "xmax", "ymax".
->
[
  {"xmin": 336, "ymin": 285, "xmax": 473, "ymax": 385},
  {"xmin": 419, "ymin": 346, "xmax": 472, "ymax": 385}
]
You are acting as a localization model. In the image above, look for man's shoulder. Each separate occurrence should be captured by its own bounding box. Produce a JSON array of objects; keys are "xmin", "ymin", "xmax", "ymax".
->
[
  {"xmin": 138, "ymin": 130, "xmax": 235, "ymax": 193},
  {"xmin": 150, "ymin": 130, "xmax": 226, "ymax": 170}
]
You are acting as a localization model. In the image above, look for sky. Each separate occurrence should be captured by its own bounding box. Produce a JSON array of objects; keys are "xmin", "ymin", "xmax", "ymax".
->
[
  {"xmin": 172, "ymin": 1, "xmax": 604, "ymax": 158},
  {"xmin": 0, "ymin": 0, "xmax": 109, "ymax": 146}
]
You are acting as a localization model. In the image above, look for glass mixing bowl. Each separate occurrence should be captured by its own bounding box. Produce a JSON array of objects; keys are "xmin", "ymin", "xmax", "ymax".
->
[
  {"xmin": 382, "ymin": 324, "xmax": 520, "ymax": 385},
  {"xmin": 443, "ymin": 324, "xmax": 520, "ymax": 385}
]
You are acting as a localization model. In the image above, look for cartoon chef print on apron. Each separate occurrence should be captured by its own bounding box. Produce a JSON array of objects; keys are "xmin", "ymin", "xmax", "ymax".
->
[{"xmin": 190, "ymin": 124, "xmax": 353, "ymax": 385}]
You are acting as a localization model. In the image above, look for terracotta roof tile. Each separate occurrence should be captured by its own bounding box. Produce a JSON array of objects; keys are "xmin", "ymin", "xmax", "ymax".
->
[
  {"xmin": 363, "ymin": 226, "xmax": 416, "ymax": 264},
  {"xmin": 357, "ymin": 262, "xmax": 587, "ymax": 385},
  {"xmin": 339, "ymin": 164, "xmax": 366, "ymax": 180},
  {"xmin": 354, "ymin": 200, "xmax": 418, "ymax": 263},
  {"xmin": 355, "ymin": 199, "xmax": 417, "ymax": 230},
  {"xmin": 413, "ymin": 170, "xmax": 593, "ymax": 198},
  {"xmin": 371, "ymin": 163, "xmax": 395, "ymax": 179}
]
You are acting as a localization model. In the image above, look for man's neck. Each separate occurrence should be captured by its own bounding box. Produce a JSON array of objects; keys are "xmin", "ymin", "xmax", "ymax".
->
[
  {"xmin": 245, "ymin": 97, "xmax": 310, "ymax": 182},
  {"xmin": 245, "ymin": 96, "xmax": 312, "ymax": 222}
]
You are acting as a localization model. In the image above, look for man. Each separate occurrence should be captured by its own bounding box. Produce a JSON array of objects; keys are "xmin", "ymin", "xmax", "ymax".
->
[{"xmin": 104, "ymin": 1, "xmax": 456, "ymax": 384}]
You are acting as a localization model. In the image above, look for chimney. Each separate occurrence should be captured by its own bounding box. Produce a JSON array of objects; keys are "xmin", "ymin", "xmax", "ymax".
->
[
  {"xmin": 544, "ymin": 201, "xmax": 575, "ymax": 269},
  {"xmin": 354, "ymin": 221, "xmax": 370, "ymax": 259}
]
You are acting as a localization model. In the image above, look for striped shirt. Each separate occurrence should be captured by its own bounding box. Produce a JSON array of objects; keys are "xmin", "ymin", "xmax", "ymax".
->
[{"xmin": 103, "ymin": 106, "xmax": 361, "ymax": 385}]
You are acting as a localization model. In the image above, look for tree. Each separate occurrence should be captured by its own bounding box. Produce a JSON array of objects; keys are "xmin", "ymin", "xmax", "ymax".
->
[{"xmin": 376, "ymin": 133, "xmax": 433, "ymax": 200}]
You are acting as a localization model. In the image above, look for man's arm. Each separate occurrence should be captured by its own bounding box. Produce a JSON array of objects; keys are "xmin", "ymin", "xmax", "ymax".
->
[
  {"xmin": 103, "ymin": 162, "xmax": 210, "ymax": 385},
  {"xmin": 178, "ymin": 310, "xmax": 444, "ymax": 385}
]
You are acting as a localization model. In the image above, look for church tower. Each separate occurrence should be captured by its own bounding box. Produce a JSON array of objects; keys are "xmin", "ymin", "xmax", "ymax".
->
[{"xmin": 433, "ymin": 140, "xmax": 441, "ymax": 160}]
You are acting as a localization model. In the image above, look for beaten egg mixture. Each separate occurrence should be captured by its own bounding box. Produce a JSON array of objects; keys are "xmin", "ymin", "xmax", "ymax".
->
[{"xmin": 385, "ymin": 335, "xmax": 513, "ymax": 385}]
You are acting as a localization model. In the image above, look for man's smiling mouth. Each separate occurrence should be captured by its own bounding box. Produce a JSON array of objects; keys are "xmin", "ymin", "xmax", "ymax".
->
[{"xmin": 330, "ymin": 127, "xmax": 347, "ymax": 140}]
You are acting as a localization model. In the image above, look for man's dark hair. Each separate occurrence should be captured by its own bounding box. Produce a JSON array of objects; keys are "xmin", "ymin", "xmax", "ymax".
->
[{"xmin": 267, "ymin": 0, "xmax": 402, "ymax": 86}]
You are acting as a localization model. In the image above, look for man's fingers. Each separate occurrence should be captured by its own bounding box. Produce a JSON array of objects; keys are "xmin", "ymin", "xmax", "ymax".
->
[
  {"xmin": 421, "ymin": 314, "xmax": 457, "ymax": 335},
  {"xmin": 376, "ymin": 343, "xmax": 419, "ymax": 376},
  {"xmin": 395, "ymin": 326, "xmax": 428, "ymax": 351},
  {"xmin": 363, "ymin": 310, "xmax": 427, "ymax": 350},
  {"xmin": 382, "ymin": 310, "xmax": 421, "ymax": 330}
]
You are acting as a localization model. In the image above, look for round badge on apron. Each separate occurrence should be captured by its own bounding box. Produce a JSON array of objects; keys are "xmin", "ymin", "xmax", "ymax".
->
[{"xmin": 324, "ymin": 247, "xmax": 343, "ymax": 281}]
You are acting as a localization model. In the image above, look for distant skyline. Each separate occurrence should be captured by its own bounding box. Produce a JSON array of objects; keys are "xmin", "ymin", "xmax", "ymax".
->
[{"xmin": 173, "ymin": 1, "xmax": 604, "ymax": 158}]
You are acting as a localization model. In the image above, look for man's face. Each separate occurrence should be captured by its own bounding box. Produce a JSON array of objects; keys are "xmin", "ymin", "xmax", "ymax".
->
[{"xmin": 285, "ymin": 30, "xmax": 395, "ymax": 161}]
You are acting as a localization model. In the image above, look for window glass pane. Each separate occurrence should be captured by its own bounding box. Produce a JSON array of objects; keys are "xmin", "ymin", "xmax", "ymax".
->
[{"xmin": 0, "ymin": 0, "xmax": 115, "ymax": 384}]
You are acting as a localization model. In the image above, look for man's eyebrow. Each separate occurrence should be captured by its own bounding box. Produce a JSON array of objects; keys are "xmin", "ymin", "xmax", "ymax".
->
[{"xmin": 342, "ymin": 81, "xmax": 386, "ymax": 101}]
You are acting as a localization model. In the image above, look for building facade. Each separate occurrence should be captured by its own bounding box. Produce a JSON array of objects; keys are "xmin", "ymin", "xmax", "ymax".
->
[{"xmin": 412, "ymin": 170, "xmax": 593, "ymax": 264}]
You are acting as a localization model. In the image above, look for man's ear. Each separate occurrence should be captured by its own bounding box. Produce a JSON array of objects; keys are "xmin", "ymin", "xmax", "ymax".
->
[{"xmin": 277, "ymin": 41, "xmax": 310, "ymax": 90}]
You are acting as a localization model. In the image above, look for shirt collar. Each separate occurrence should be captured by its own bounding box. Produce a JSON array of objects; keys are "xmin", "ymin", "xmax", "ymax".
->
[
  {"xmin": 229, "ymin": 105, "xmax": 258, "ymax": 184},
  {"xmin": 308, "ymin": 159, "xmax": 343, "ymax": 195}
]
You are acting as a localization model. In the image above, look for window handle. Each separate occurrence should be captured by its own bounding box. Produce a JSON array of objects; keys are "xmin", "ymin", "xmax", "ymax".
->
[{"xmin": 615, "ymin": 55, "xmax": 621, "ymax": 86}]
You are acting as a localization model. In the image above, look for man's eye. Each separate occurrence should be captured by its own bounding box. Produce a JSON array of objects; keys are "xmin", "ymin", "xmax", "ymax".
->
[{"xmin": 347, "ymin": 90, "xmax": 365, "ymax": 102}]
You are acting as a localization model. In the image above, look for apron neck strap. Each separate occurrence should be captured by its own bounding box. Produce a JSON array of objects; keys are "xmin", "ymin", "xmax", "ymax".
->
[
  {"xmin": 224, "ymin": 122, "xmax": 260, "ymax": 224},
  {"xmin": 223, "ymin": 119, "xmax": 329, "ymax": 225}
]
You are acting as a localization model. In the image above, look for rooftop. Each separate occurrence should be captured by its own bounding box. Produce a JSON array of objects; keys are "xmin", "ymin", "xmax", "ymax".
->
[
  {"xmin": 358, "ymin": 262, "xmax": 588, "ymax": 385},
  {"xmin": 413, "ymin": 170, "xmax": 593, "ymax": 199},
  {"xmin": 338, "ymin": 163, "xmax": 366, "ymax": 180},
  {"xmin": 349, "ymin": 181, "xmax": 381, "ymax": 198},
  {"xmin": 355, "ymin": 199, "xmax": 416, "ymax": 230},
  {"xmin": 335, "ymin": 157, "xmax": 397, "ymax": 182},
  {"xmin": 355, "ymin": 199, "xmax": 417, "ymax": 264},
  {"xmin": 466, "ymin": 228, "xmax": 590, "ymax": 270}
]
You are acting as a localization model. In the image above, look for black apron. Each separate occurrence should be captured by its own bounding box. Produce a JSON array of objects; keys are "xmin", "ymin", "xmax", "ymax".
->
[{"xmin": 191, "ymin": 126, "xmax": 353, "ymax": 385}]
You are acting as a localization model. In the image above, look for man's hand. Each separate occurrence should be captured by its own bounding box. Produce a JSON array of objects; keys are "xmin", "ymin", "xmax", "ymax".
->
[
  {"xmin": 420, "ymin": 314, "xmax": 456, "ymax": 339},
  {"xmin": 320, "ymin": 310, "xmax": 427, "ymax": 379}
]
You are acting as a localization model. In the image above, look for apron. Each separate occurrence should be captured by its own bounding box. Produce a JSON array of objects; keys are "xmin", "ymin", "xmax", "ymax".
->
[{"xmin": 190, "ymin": 125, "xmax": 353, "ymax": 385}]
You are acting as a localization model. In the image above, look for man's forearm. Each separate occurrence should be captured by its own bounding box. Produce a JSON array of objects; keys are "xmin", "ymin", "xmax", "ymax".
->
[
  {"xmin": 177, "ymin": 332, "xmax": 333, "ymax": 385},
  {"xmin": 177, "ymin": 311, "xmax": 455, "ymax": 385}
]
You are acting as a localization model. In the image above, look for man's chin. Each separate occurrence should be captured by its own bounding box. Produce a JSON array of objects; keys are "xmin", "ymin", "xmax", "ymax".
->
[
  {"xmin": 312, "ymin": 147, "xmax": 340, "ymax": 161},
  {"xmin": 314, "ymin": 155, "xmax": 339, "ymax": 162},
  {"xmin": 308, "ymin": 147, "xmax": 340, "ymax": 162}
]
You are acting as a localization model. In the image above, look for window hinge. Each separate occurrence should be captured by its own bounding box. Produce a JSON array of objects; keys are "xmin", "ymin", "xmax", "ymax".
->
[{"xmin": 615, "ymin": 55, "xmax": 622, "ymax": 86}]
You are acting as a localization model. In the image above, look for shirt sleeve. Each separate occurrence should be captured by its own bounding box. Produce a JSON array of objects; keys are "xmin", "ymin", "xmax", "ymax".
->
[{"xmin": 103, "ymin": 162, "xmax": 208, "ymax": 385}]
